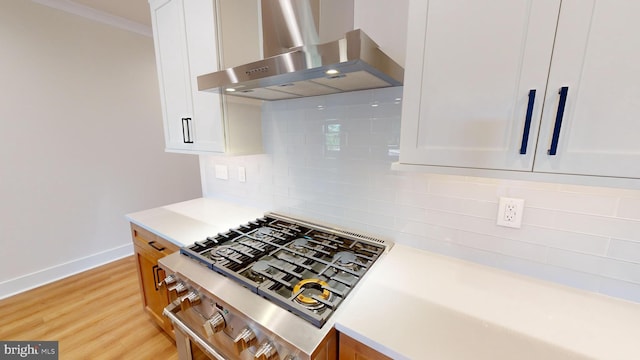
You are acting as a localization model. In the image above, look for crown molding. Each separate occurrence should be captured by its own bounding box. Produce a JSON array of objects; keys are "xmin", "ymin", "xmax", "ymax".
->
[{"xmin": 32, "ymin": 0, "xmax": 152, "ymax": 37}]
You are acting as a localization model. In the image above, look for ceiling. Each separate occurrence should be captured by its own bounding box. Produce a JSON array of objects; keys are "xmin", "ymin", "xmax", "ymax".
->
[{"xmin": 72, "ymin": 0, "xmax": 151, "ymax": 26}]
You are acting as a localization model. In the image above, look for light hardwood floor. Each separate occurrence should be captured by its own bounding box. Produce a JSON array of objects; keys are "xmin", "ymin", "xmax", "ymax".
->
[{"xmin": 0, "ymin": 256, "xmax": 178, "ymax": 360}]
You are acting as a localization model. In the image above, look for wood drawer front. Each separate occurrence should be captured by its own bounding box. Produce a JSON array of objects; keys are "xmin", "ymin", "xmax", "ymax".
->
[{"xmin": 131, "ymin": 224, "xmax": 179, "ymax": 258}]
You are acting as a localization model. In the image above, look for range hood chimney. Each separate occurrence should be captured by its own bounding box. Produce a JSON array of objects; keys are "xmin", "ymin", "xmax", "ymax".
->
[{"xmin": 197, "ymin": 0, "xmax": 404, "ymax": 101}]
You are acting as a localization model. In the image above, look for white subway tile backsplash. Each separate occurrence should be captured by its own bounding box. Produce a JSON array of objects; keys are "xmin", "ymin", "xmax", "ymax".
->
[
  {"xmin": 370, "ymin": 117, "xmax": 396, "ymax": 133},
  {"xmin": 388, "ymin": 203, "xmax": 426, "ymax": 223},
  {"xmin": 546, "ymin": 249, "xmax": 603, "ymax": 276},
  {"xmin": 429, "ymin": 178, "xmax": 499, "ymax": 202},
  {"xmin": 600, "ymin": 258, "xmax": 640, "ymax": 284},
  {"xmin": 427, "ymin": 195, "xmax": 497, "ymax": 219},
  {"xmin": 298, "ymin": 201, "xmax": 346, "ymax": 219},
  {"xmin": 395, "ymin": 232, "xmax": 447, "ymax": 251},
  {"xmin": 284, "ymin": 134, "xmax": 306, "ymax": 151},
  {"xmin": 453, "ymin": 230, "xmax": 548, "ymax": 263},
  {"xmin": 343, "ymin": 208, "xmax": 396, "ymax": 230},
  {"xmin": 365, "ymin": 199, "xmax": 398, "ymax": 215},
  {"xmin": 315, "ymin": 193, "xmax": 366, "ymax": 211},
  {"xmin": 535, "ymin": 265, "xmax": 601, "ymax": 293},
  {"xmin": 350, "ymin": 182, "xmax": 384, "ymax": 200},
  {"xmin": 283, "ymin": 115, "xmax": 308, "ymax": 134},
  {"xmin": 439, "ymin": 243, "xmax": 523, "ymax": 273},
  {"xmin": 397, "ymin": 219, "xmax": 455, "ymax": 241},
  {"xmin": 519, "ymin": 227, "xmax": 609, "ymax": 256},
  {"xmin": 371, "ymin": 102, "xmax": 403, "ymax": 119},
  {"xmin": 559, "ymin": 182, "xmax": 637, "ymax": 197},
  {"xmin": 510, "ymin": 187, "xmax": 618, "ymax": 216},
  {"xmin": 485, "ymin": 255, "xmax": 601, "ymax": 292},
  {"xmin": 395, "ymin": 190, "xmax": 431, "ymax": 208},
  {"xmin": 518, "ymin": 207, "xmax": 557, "ymax": 227},
  {"xmin": 368, "ymin": 173, "xmax": 412, "ymax": 191},
  {"xmin": 272, "ymin": 194, "xmax": 298, "ymax": 209},
  {"xmin": 200, "ymin": 87, "xmax": 640, "ymax": 303},
  {"xmin": 304, "ymin": 132, "xmax": 327, "ymax": 147},
  {"xmin": 326, "ymin": 88, "xmax": 373, "ymax": 106},
  {"xmin": 618, "ymin": 197, "xmax": 640, "ymax": 220},
  {"xmin": 340, "ymin": 146, "xmax": 372, "ymax": 160},
  {"xmin": 553, "ymin": 212, "xmax": 640, "ymax": 241},
  {"xmin": 598, "ymin": 278, "xmax": 640, "ymax": 303},
  {"xmin": 608, "ymin": 239, "xmax": 640, "ymax": 264},
  {"xmin": 546, "ymin": 249, "xmax": 640, "ymax": 285},
  {"xmin": 422, "ymin": 209, "xmax": 537, "ymax": 243}
]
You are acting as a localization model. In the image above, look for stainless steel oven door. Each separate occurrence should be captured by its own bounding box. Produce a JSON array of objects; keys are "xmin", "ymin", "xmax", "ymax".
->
[{"xmin": 164, "ymin": 302, "xmax": 226, "ymax": 360}]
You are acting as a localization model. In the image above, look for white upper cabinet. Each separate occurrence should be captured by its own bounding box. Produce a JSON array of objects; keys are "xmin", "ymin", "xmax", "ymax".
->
[
  {"xmin": 533, "ymin": 0, "xmax": 640, "ymax": 178},
  {"xmin": 151, "ymin": 0, "xmax": 194, "ymax": 151},
  {"xmin": 149, "ymin": 0, "xmax": 262, "ymax": 155},
  {"xmin": 400, "ymin": 0, "xmax": 561, "ymax": 171},
  {"xmin": 399, "ymin": 0, "xmax": 640, "ymax": 181}
]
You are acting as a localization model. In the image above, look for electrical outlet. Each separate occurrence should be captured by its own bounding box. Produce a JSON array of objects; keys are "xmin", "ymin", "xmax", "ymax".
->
[{"xmin": 497, "ymin": 197, "xmax": 525, "ymax": 228}]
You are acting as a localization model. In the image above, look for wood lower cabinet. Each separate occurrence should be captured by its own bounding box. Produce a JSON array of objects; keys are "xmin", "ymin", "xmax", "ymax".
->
[
  {"xmin": 131, "ymin": 223, "xmax": 179, "ymax": 337},
  {"xmin": 339, "ymin": 333, "xmax": 392, "ymax": 360}
]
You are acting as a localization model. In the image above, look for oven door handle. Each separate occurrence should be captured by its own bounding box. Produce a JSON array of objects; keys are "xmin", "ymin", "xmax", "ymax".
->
[{"xmin": 163, "ymin": 304, "xmax": 227, "ymax": 360}]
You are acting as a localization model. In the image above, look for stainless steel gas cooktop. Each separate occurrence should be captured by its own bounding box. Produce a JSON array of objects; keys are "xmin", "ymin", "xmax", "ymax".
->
[
  {"xmin": 180, "ymin": 213, "xmax": 389, "ymax": 328},
  {"xmin": 160, "ymin": 212, "xmax": 392, "ymax": 360}
]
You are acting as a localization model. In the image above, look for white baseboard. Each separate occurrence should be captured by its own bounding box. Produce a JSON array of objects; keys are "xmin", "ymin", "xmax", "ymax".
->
[{"xmin": 0, "ymin": 244, "xmax": 134, "ymax": 300}]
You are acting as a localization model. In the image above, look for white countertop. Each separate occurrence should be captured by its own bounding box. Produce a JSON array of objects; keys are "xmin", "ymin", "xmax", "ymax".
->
[
  {"xmin": 336, "ymin": 244, "xmax": 640, "ymax": 360},
  {"xmin": 126, "ymin": 198, "xmax": 265, "ymax": 247},
  {"xmin": 127, "ymin": 198, "xmax": 640, "ymax": 359}
]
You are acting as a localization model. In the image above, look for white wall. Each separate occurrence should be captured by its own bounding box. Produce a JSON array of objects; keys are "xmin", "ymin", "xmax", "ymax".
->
[
  {"xmin": 0, "ymin": 0, "xmax": 201, "ymax": 298},
  {"xmin": 354, "ymin": 0, "xmax": 408, "ymax": 66},
  {"xmin": 200, "ymin": 87, "xmax": 640, "ymax": 303}
]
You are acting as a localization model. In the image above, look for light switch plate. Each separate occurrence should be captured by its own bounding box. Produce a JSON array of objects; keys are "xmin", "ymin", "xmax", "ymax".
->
[
  {"xmin": 238, "ymin": 167, "xmax": 246, "ymax": 182},
  {"xmin": 215, "ymin": 165, "xmax": 228, "ymax": 180}
]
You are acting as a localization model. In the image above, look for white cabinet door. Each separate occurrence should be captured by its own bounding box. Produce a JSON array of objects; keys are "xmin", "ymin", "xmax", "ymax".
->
[
  {"xmin": 533, "ymin": 0, "xmax": 640, "ymax": 178},
  {"xmin": 150, "ymin": 0, "xmax": 262, "ymax": 155},
  {"xmin": 151, "ymin": 0, "xmax": 194, "ymax": 151},
  {"xmin": 400, "ymin": 0, "xmax": 561, "ymax": 171},
  {"xmin": 182, "ymin": 0, "xmax": 225, "ymax": 153}
]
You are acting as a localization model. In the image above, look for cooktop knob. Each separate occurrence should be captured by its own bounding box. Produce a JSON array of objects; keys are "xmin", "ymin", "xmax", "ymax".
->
[
  {"xmin": 180, "ymin": 291, "xmax": 201, "ymax": 311},
  {"xmin": 233, "ymin": 327, "xmax": 257, "ymax": 354},
  {"xmin": 254, "ymin": 341, "xmax": 278, "ymax": 360},
  {"xmin": 203, "ymin": 312, "xmax": 226, "ymax": 337},
  {"xmin": 157, "ymin": 274, "xmax": 176, "ymax": 289},
  {"xmin": 168, "ymin": 282, "xmax": 187, "ymax": 301}
]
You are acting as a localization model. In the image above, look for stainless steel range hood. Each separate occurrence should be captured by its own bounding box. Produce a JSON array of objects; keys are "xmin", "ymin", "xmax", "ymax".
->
[{"xmin": 197, "ymin": 0, "xmax": 404, "ymax": 101}]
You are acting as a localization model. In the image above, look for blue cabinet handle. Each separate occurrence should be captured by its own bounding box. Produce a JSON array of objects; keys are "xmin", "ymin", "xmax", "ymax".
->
[
  {"xmin": 548, "ymin": 87, "xmax": 569, "ymax": 155},
  {"xmin": 519, "ymin": 89, "xmax": 536, "ymax": 154}
]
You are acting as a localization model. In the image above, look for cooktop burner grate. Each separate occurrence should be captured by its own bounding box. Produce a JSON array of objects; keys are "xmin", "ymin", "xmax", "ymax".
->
[{"xmin": 179, "ymin": 213, "xmax": 386, "ymax": 327}]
